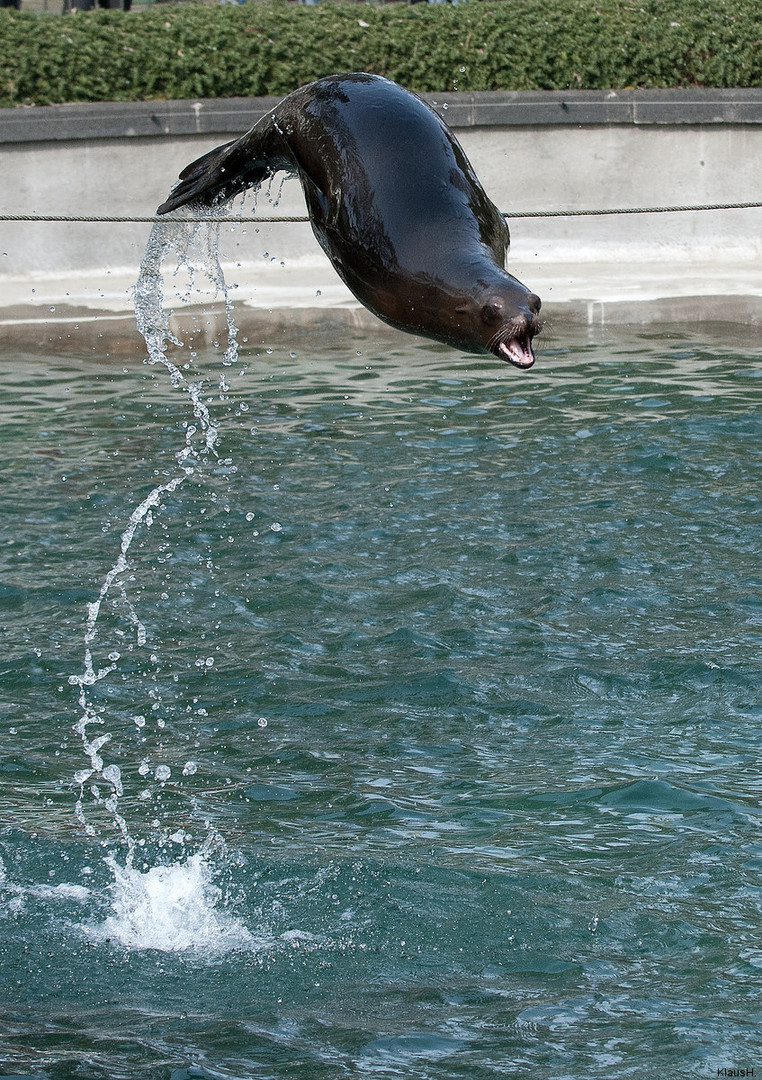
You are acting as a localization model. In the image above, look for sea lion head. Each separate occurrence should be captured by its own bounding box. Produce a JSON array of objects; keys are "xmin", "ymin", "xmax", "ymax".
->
[
  {"xmin": 468, "ymin": 276, "xmax": 542, "ymax": 370},
  {"xmin": 378, "ymin": 270, "xmax": 543, "ymax": 369}
]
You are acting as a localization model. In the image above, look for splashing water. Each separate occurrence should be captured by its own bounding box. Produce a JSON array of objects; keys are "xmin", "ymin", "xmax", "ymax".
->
[
  {"xmin": 68, "ymin": 204, "xmax": 248, "ymax": 948},
  {"xmin": 85, "ymin": 841, "xmax": 256, "ymax": 956},
  {"xmin": 133, "ymin": 203, "xmax": 241, "ymax": 460}
]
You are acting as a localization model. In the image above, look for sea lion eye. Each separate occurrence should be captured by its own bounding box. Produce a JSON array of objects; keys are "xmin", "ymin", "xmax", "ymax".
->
[{"xmin": 481, "ymin": 299, "xmax": 504, "ymax": 324}]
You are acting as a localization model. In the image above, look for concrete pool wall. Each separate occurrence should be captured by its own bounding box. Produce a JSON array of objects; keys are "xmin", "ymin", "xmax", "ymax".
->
[{"xmin": 2, "ymin": 88, "xmax": 762, "ymax": 349}]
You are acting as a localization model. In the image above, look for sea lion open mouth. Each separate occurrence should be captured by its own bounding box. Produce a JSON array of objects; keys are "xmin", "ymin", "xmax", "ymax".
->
[
  {"xmin": 488, "ymin": 314, "xmax": 541, "ymax": 369},
  {"xmin": 495, "ymin": 334, "xmax": 536, "ymax": 370}
]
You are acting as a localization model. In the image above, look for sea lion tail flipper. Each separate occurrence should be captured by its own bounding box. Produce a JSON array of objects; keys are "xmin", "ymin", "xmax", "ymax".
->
[{"xmin": 157, "ymin": 124, "xmax": 286, "ymax": 215}]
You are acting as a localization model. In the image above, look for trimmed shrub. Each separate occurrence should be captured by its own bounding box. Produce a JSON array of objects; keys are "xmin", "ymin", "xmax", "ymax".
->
[{"xmin": 2, "ymin": 0, "xmax": 762, "ymax": 107}]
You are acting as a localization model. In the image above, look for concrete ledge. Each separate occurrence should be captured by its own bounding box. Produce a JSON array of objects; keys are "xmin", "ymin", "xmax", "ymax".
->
[
  {"xmin": 4, "ymin": 88, "xmax": 762, "ymax": 144},
  {"xmin": 0, "ymin": 97, "xmax": 282, "ymax": 143},
  {"xmin": 427, "ymin": 88, "xmax": 762, "ymax": 129}
]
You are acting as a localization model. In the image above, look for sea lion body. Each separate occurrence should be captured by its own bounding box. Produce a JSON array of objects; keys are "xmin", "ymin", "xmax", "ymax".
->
[{"xmin": 158, "ymin": 73, "xmax": 541, "ymax": 367}]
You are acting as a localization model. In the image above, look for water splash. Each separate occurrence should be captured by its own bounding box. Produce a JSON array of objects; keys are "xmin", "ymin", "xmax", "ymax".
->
[
  {"xmin": 84, "ymin": 840, "xmax": 256, "ymax": 956},
  {"xmin": 133, "ymin": 204, "xmax": 241, "ymax": 462}
]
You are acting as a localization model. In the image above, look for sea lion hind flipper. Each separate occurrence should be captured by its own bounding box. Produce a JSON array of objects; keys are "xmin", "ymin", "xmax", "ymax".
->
[{"xmin": 157, "ymin": 124, "xmax": 287, "ymax": 215}]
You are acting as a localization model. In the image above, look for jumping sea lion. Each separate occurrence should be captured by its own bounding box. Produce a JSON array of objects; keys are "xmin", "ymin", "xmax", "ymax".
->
[{"xmin": 158, "ymin": 73, "xmax": 542, "ymax": 368}]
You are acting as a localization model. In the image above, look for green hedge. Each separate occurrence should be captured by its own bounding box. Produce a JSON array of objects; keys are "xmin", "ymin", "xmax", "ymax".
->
[{"xmin": 2, "ymin": 0, "xmax": 762, "ymax": 107}]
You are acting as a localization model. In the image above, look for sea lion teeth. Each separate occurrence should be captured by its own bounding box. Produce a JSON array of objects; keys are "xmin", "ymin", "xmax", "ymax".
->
[{"xmin": 498, "ymin": 338, "xmax": 536, "ymax": 370}]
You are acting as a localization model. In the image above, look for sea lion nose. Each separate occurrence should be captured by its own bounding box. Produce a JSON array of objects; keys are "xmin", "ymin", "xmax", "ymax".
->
[{"xmin": 527, "ymin": 293, "xmax": 542, "ymax": 315}]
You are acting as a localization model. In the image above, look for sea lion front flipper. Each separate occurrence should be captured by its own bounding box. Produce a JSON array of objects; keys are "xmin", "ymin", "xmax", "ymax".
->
[{"xmin": 157, "ymin": 116, "xmax": 293, "ymax": 215}]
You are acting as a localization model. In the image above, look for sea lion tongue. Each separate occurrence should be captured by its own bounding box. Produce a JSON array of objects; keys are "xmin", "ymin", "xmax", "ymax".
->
[{"xmin": 497, "ymin": 336, "xmax": 536, "ymax": 370}]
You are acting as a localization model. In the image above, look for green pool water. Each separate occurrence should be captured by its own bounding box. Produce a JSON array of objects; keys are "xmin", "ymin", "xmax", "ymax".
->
[{"xmin": 2, "ymin": 324, "xmax": 762, "ymax": 1079}]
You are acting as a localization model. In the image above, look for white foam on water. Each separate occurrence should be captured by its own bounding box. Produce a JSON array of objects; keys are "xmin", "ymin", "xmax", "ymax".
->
[
  {"xmin": 28, "ymin": 882, "xmax": 92, "ymax": 903},
  {"xmin": 0, "ymin": 861, "xmax": 92, "ymax": 916},
  {"xmin": 84, "ymin": 848, "xmax": 257, "ymax": 956}
]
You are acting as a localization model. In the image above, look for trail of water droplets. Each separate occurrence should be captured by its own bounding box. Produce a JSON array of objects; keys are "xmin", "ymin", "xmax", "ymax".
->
[
  {"xmin": 63, "ymin": 205, "xmax": 258, "ymax": 949},
  {"xmin": 70, "ymin": 204, "xmax": 237, "ymax": 859}
]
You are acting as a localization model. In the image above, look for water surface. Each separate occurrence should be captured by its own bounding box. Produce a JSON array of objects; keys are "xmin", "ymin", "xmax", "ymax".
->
[{"xmin": 1, "ymin": 325, "xmax": 762, "ymax": 1079}]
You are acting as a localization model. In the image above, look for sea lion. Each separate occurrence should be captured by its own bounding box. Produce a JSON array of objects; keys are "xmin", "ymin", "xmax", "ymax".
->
[{"xmin": 158, "ymin": 73, "xmax": 541, "ymax": 368}]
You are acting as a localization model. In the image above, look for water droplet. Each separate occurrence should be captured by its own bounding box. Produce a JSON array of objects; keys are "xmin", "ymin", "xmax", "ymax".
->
[
  {"xmin": 258, "ymin": 717, "xmax": 268, "ymax": 728},
  {"xmin": 270, "ymin": 522, "xmax": 282, "ymax": 533},
  {"xmin": 182, "ymin": 761, "xmax": 198, "ymax": 776},
  {"xmin": 155, "ymin": 764, "xmax": 171, "ymax": 782},
  {"xmin": 102, "ymin": 764, "xmax": 123, "ymax": 796}
]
